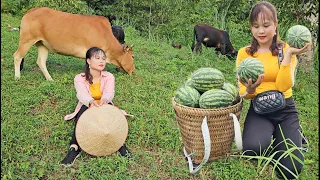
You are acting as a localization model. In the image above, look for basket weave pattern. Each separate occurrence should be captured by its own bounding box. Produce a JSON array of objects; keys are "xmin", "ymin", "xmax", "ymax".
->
[{"xmin": 172, "ymin": 98, "xmax": 243, "ymax": 164}]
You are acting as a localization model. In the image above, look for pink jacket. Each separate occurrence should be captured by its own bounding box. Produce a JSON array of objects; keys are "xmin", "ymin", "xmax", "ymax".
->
[{"xmin": 64, "ymin": 71, "xmax": 116, "ymax": 120}]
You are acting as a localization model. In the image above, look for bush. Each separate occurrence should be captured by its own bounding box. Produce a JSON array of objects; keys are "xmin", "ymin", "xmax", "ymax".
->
[
  {"xmin": 313, "ymin": 42, "xmax": 318, "ymax": 73},
  {"xmin": 1, "ymin": 0, "xmax": 88, "ymax": 16}
]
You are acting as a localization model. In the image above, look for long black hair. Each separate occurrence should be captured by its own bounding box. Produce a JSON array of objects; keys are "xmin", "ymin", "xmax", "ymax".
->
[
  {"xmin": 247, "ymin": 1, "xmax": 284, "ymax": 56},
  {"xmin": 83, "ymin": 47, "xmax": 106, "ymax": 84}
]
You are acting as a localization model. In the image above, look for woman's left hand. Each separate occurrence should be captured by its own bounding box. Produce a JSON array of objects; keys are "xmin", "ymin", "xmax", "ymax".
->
[
  {"xmin": 281, "ymin": 42, "xmax": 311, "ymax": 66},
  {"xmin": 287, "ymin": 42, "xmax": 312, "ymax": 56},
  {"xmin": 99, "ymin": 100, "xmax": 107, "ymax": 106}
]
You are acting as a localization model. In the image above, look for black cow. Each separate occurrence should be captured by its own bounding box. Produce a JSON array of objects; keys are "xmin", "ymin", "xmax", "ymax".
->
[
  {"xmin": 111, "ymin": 25, "xmax": 125, "ymax": 44},
  {"xmin": 191, "ymin": 24, "xmax": 237, "ymax": 59}
]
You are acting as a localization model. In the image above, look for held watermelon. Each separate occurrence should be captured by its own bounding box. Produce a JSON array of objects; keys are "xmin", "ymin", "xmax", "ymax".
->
[
  {"xmin": 191, "ymin": 68, "xmax": 225, "ymax": 93},
  {"xmin": 174, "ymin": 85, "xmax": 201, "ymax": 107},
  {"xmin": 199, "ymin": 89, "xmax": 234, "ymax": 109},
  {"xmin": 237, "ymin": 58, "xmax": 264, "ymax": 84},
  {"xmin": 286, "ymin": 25, "xmax": 312, "ymax": 49}
]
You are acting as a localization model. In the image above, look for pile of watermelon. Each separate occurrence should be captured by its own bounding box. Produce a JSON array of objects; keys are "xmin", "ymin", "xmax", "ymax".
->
[{"xmin": 174, "ymin": 67, "xmax": 240, "ymax": 109}]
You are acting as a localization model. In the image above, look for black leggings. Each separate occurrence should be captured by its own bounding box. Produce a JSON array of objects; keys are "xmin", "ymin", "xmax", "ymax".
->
[
  {"xmin": 242, "ymin": 97, "xmax": 304, "ymax": 179},
  {"xmin": 70, "ymin": 105, "xmax": 88, "ymax": 146},
  {"xmin": 69, "ymin": 104, "xmax": 126, "ymax": 152}
]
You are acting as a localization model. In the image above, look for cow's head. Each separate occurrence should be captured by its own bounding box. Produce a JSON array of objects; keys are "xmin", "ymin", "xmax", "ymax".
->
[
  {"xmin": 119, "ymin": 44, "xmax": 135, "ymax": 74},
  {"xmin": 224, "ymin": 47, "xmax": 238, "ymax": 59},
  {"xmin": 220, "ymin": 43, "xmax": 237, "ymax": 59},
  {"xmin": 228, "ymin": 49, "xmax": 238, "ymax": 59},
  {"xmin": 220, "ymin": 31, "xmax": 238, "ymax": 59}
]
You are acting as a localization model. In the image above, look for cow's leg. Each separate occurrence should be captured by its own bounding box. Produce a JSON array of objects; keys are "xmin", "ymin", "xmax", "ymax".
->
[
  {"xmin": 215, "ymin": 48, "xmax": 221, "ymax": 55},
  {"xmin": 195, "ymin": 42, "xmax": 202, "ymax": 54},
  {"xmin": 35, "ymin": 42, "xmax": 53, "ymax": 81},
  {"xmin": 13, "ymin": 41, "xmax": 34, "ymax": 80},
  {"xmin": 195, "ymin": 36, "xmax": 204, "ymax": 54}
]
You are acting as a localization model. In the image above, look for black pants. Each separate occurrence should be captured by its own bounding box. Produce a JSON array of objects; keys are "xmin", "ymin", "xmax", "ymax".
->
[
  {"xmin": 70, "ymin": 105, "xmax": 88, "ymax": 146},
  {"xmin": 69, "ymin": 104, "xmax": 126, "ymax": 152},
  {"xmin": 242, "ymin": 97, "xmax": 304, "ymax": 179}
]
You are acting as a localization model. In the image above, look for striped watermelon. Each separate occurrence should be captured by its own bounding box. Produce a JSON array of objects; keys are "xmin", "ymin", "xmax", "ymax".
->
[
  {"xmin": 191, "ymin": 68, "xmax": 225, "ymax": 93},
  {"xmin": 199, "ymin": 89, "xmax": 234, "ymax": 109},
  {"xmin": 185, "ymin": 78, "xmax": 195, "ymax": 88},
  {"xmin": 237, "ymin": 58, "xmax": 264, "ymax": 84},
  {"xmin": 286, "ymin": 25, "xmax": 312, "ymax": 49},
  {"xmin": 174, "ymin": 85, "xmax": 201, "ymax": 107},
  {"xmin": 222, "ymin": 82, "xmax": 239, "ymax": 100}
]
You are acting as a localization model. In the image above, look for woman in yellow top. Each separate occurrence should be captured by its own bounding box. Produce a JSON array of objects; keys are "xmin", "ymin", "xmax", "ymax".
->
[{"xmin": 236, "ymin": 1, "xmax": 311, "ymax": 179}]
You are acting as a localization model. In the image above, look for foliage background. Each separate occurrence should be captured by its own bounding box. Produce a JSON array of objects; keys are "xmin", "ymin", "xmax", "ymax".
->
[
  {"xmin": 1, "ymin": 0, "xmax": 319, "ymax": 42},
  {"xmin": 1, "ymin": 0, "xmax": 319, "ymax": 179}
]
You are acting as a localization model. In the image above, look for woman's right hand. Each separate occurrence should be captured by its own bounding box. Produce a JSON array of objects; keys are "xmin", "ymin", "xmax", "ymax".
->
[{"xmin": 238, "ymin": 74, "xmax": 264, "ymax": 94}]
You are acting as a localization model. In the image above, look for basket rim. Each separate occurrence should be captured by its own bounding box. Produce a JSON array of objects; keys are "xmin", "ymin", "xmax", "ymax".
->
[{"xmin": 172, "ymin": 97, "xmax": 243, "ymax": 112}]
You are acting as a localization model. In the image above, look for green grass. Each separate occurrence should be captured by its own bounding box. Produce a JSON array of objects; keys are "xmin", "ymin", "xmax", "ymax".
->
[{"xmin": 1, "ymin": 13, "xmax": 318, "ymax": 180}]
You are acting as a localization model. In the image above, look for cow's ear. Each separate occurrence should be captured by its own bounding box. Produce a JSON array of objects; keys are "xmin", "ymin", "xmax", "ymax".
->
[
  {"xmin": 122, "ymin": 44, "xmax": 128, "ymax": 52},
  {"xmin": 124, "ymin": 45, "xmax": 132, "ymax": 52}
]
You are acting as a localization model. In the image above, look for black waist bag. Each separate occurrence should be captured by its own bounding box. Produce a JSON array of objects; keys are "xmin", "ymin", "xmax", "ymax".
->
[{"xmin": 252, "ymin": 90, "xmax": 286, "ymax": 114}]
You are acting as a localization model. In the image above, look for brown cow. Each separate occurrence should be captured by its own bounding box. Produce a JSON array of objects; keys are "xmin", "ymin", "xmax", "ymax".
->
[{"xmin": 13, "ymin": 7, "xmax": 135, "ymax": 81}]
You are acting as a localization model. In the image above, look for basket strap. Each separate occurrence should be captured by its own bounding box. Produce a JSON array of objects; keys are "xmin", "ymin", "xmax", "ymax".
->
[
  {"xmin": 230, "ymin": 113, "xmax": 243, "ymax": 151},
  {"xmin": 183, "ymin": 115, "xmax": 211, "ymax": 174}
]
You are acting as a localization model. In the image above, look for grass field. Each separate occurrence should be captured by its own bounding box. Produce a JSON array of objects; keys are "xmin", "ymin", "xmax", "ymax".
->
[{"xmin": 1, "ymin": 13, "xmax": 318, "ymax": 179}]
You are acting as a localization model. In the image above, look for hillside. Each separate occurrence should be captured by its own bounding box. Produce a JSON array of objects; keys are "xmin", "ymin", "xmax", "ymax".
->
[{"xmin": 1, "ymin": 13, "xmax": 318, "ymax": 179}]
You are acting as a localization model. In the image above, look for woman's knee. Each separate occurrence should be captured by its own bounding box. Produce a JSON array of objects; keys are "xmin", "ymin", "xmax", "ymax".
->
[
  {"xmin": 75, "ymin": 105, "xmax": 89, "ymax": 120},
  {"xmin": 243, "ymin": 138, "xmax": 272, "ymax": 156}
]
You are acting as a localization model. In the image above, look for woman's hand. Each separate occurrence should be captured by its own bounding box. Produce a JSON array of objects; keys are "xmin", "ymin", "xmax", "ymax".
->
[
  {"xmin": 282, "ymin": 42, "xmax": 312, "ymax": 65},
  {"xmin": 99, "ymin": 100, "xmax": 108, "ymax": 106},
  {"xmin": 89, "ymin": 100, "xmax": 100, "ymax": 107},
  {"xmin": 287, "ymin": 42, "xmax": 312, "ymax": 56},
  {"xmin": 238, "ymin": 74, "xmax": 264, "ymax": 94}
]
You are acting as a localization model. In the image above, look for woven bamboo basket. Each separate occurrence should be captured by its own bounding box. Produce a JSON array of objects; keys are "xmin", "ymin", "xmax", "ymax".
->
[{"xmin": 172, "ymin": 97, "xmax": 243, "ymax": 164}]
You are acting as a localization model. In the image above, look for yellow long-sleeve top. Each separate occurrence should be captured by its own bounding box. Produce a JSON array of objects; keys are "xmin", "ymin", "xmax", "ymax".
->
[
  {"xmin": 89, "ymin": 82, "xmax": 102, "ymax": 104},
  {"xmin": 236, "ymin": 43, "xmax": 298, "ymax": 99}
]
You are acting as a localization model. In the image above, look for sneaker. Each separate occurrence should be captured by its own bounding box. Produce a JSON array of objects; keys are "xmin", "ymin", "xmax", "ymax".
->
[
  {"xmin": 61, "ymin": 147, "xmax": 81, "ymax": 167},
  {"xmin": 118, "ymin": 144, "xmax": 132, "ymax": 158}
]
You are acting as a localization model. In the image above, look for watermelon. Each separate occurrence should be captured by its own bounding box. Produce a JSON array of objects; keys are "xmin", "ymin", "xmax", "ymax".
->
[
  {"xmin": 191, "ymin": 68, "xmax": 225, "ymax": 93},
  {"xmin": 199, "ymin": 89, "xmax": 234, "ymax": 109},
  {"xmin": 286, "ymin": 25, "xmax": 312, "ymax": 49},
  {"xmin": 174, "ymin": 85, "xmax": 201, "ymax": 107},
  {"xmin": 185, "ymin": 78, "xmax": 195, "ymax": 88},
  {"xmin": 222, "ymin": 82, "xmax": 239, "ymax": 100},
  {"xmin": 237, "ymin": 58, "xmax": 264, "ymax": 84}
]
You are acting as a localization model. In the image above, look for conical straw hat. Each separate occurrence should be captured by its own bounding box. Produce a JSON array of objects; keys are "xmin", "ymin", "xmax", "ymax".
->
[{"xmin": 75, "ymin": 104, "xmax": 128, "ymax": 156}]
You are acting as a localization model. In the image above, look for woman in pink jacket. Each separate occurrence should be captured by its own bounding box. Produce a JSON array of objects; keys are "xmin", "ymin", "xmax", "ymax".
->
[{"xmin": 61, "ymin": 47, "xmax": 131, "ymax": 167}]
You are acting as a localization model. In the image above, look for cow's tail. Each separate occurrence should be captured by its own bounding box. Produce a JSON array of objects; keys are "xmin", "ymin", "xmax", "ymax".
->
[{"xmin": 191, "ymin": 27, "xmax": 196, "ymax": 51}]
